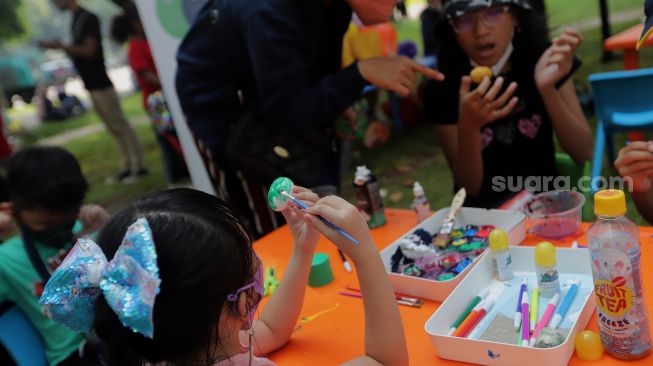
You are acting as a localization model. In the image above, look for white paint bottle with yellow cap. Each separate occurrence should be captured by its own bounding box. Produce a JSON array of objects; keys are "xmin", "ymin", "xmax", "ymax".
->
[
  {"xmin": 489, "ymin": 229, "xmax": 514, "ymax": 281},
  {"xmin": 535, "ymin": 241, "xmax": 560, "ymax": 298}
]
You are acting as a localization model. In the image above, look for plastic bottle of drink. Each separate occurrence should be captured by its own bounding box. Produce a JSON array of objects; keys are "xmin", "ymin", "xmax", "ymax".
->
[
  {"xmin": 411, "ymin": 181, "xmax": 432, "ymax": 223},
  {"xmin": 353, "ymin": 166, "xmax": 386, "ymax": 228},
  {"xmin": 587, "ymin": 190, "xmax": 651, "ymax": 359}
]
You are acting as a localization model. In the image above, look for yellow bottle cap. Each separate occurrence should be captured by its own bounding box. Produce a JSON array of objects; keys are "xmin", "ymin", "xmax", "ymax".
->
[
  {"xmin": 489, "ymin": 229, "xmax": 509, "ymax": 252},
  {"xmin": 594, "ymin": 190, "xmax": 627, "ymax": 217},
  {"xmin": 535, "ymin": 242, "xmax": 557, "ymax": 267}
]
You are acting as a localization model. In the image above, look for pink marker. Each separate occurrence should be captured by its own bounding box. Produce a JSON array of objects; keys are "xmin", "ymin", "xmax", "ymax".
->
[
  {"xmin": 529, "ymin": 293, "xmax": 560, "ymax": 347},
  {"xmin": 521, "ymin": 292, "xmax": 530, "ymax": 346}
]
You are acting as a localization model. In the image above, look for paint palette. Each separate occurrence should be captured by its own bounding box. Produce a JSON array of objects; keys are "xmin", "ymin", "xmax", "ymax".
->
[
  {"xmin": 380, "ymin": 207, "xmax": 526, "ymax": 301},
  {"xmin": 425, "ymin": 247, "xmax": 596, "ymax": 366}
]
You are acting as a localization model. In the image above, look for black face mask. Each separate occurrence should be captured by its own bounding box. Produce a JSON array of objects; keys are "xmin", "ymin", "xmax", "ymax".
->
[{"xmin": 20, "ymin": 220, "xmax": 77, "ymax": 248}]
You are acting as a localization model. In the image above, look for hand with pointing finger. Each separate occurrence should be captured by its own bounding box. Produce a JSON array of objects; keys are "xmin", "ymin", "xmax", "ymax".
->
[{"xmin": 358, "ymin": 55, "xmax": 444, "ymax": 97}]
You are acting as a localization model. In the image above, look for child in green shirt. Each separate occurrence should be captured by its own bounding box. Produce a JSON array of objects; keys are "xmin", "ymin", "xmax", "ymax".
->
[{"xmin": 0, "ymin": 146, "xmax": 107, "ymax": 365}]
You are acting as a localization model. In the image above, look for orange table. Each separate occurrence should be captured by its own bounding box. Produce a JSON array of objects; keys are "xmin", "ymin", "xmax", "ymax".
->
[
  {"xmin": 254, "ymin": 209, "xmax": 653, "ymax": 365},
  {"xmin": 604, "ymin": 23, "xmax": 653, "ymax": 70}
]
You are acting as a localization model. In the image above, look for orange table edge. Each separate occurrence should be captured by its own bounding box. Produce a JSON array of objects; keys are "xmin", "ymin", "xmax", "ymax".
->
[
  {"xmin": 604, "ymin": 23, "xmax": 653, "ymax": 70},
  {"xmin": 254, "ymin": 208, "xmax": 653, "ymax": 365}
]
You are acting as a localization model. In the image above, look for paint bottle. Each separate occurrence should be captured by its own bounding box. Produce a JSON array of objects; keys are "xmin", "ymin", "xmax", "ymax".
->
[
  {"xmin": 488, "ymin": 229, "xmax": 514, "ymax": 281},
  {"xmin": 535, "ymin": 242, "xmax": 560, "ymax": 297},
  {"xmin": 353, "ymin": 166, "xmax": 386, "ymax": 228},
  {"xmin": 411, "ymin": 181, "xmax": 432, "ymax": 224},
  {"xmin": 587, "ymin": 190, "xmax": 651, "ymax": 359}
]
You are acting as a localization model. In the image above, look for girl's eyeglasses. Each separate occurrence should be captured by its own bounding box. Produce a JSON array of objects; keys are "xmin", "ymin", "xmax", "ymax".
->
[{"xmin": 450, "ymin": 6, "xmax": 510, "ymax": 33}]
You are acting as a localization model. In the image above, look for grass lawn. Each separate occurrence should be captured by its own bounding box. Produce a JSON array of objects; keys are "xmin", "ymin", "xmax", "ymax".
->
[
  {"xmin": 17, "ymin": 92, "xmax": 143, "ymax": 145},
  {"xmin": 62, "ymin": 102, "xmax": 168, "ymax": 213},
  {"xmin": 546, "ymin": 0, "xmax": 643, "ymax": 30}
]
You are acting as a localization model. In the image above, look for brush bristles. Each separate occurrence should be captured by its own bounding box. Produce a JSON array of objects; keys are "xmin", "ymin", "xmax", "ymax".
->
[{"xmin": 434, "ymin": 235, "xmax": 449, "ymax": 248}]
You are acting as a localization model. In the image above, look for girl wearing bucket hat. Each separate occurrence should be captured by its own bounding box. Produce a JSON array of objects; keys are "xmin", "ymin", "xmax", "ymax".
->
[{"xmin": 423, "ymin": 0, "xmax": 593, "ymax": 208}]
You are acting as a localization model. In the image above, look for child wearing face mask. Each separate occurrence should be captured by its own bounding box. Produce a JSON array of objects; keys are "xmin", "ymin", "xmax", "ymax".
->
[
  {"xmin": 0, "ymin": 146, "xmax": 110, "ymax": 365},
  {"xmin": 422, "ymin": 0, "xmax": 593, "ymax": 208},
  {"xmin": 40, "ymin": 188, "xmax": 409, "ymax": 366}
]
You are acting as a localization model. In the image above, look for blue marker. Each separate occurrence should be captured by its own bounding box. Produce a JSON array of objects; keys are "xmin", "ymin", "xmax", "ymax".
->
[
  {"xmin": 548, "ymin": 279, "xmax": 580, "ymax": 328},
  {"xmin": 281, "ymin": 191, "xmax": 360, "ymax": 245}
]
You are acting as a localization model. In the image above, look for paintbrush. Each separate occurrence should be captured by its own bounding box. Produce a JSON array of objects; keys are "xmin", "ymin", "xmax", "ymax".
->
[
  {"xmin": 433, "ymin": 188, "xmax": 466, "ymax": 248},
  {"xmin": 345, "ymin": 285, "xmax": 424, "ymax": 305},
  {"xmin": 280, "ymin": 191, "xmax": 360, "ymax": 244}
]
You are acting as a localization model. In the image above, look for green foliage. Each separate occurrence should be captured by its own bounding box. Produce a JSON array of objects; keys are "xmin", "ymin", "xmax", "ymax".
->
[{"xmin": 0, "ymin": 0, "xmax": 25, "ymax": 42}]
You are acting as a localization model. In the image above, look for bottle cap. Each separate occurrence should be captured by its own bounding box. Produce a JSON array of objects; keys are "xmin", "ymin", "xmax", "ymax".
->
[
  {"xmin": 594, "ymin": 190, "xmax": 627, "ymax": 217},
  {"xmin": 413, "ymin": 181, "xmax": 424, "ymax": 197},
  {"xmin": 535, "ymin": 242, "xmax": 556, "ymax": 267},
  {"xmin": 489, "ymin": 229, "xmax": 509, "ymax": 252}
]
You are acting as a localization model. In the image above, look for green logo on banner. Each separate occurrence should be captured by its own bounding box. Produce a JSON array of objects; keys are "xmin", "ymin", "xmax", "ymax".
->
[{"xmin": 156, "ymin": 0, "xmax": 190, "ymax": 38}]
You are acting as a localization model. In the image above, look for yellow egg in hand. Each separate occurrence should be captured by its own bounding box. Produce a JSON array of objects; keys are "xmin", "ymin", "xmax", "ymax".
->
[
  {"xmin": 470, "ymin": 66, "xmax": 493, "ymax": 84},
  {"xmin": 575, "ymin": 330, "xmax": 604, "ymax": 361}
]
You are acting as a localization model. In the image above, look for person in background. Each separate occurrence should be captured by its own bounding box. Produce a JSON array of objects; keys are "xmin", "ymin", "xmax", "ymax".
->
[
  {"xmin": 41, "ymin": 0, "xmax": 147, "ymax": 184},
  {"xmin": 422, "ymin": 0, "xmax": 592, "ymax": 208},
  {"xmin": 110, "ymin": 5, "xmax": 191, "ymax": 188},
  {"xmin": 176, "ymin": 0, "xmax": 444, "ymax": 238},
  {"xmin": 0, "ymin": 146, "xmax": 109, "ymax": 365},
  {"xmin": 612, "ymin": 0, "xmax": 653, "ymax": 224},
  {"xmin": 614, "ymin": 142, "xmax": 653, "ymax": 224},
  {"xmin": 341, "ymin": 18, "xmax": 397, "ymax": 149},
  {"xmin": 396, "ymin": 0, "xmax": 408, "ymax": 19}
]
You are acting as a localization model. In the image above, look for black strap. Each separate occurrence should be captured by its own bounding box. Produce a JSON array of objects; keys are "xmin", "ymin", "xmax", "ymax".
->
[{"xmin": 23, "ymin": 235, "xmax": 51, "ymax": 283}]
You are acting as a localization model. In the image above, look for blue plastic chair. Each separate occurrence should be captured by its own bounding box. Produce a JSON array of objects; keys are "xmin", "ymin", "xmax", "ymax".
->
[
  {"xmin": 589, "ymin": 68, "xmax": 653, "ymax": 192},
  {"xmin": 0, "ymin": 306, "xmax": 47, "ymax": 366}
]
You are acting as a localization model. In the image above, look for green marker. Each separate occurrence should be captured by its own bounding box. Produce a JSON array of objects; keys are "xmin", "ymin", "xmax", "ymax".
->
[
  {"xmin": 530, "ymin": 287, "xmax": 539, "ymax": 331},
  {"xmin": 446, "ymin": 288, "xmax": 490, "ymax": 336}
]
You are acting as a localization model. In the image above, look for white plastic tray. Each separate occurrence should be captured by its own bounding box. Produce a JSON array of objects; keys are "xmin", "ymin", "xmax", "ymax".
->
[
  {"xmin": 425, "ymin": 246, "xmax": 596, "ymax": 366},
  {"xmin": 379, "ymin": 207, "xmax": 526, "ymax": 301}
]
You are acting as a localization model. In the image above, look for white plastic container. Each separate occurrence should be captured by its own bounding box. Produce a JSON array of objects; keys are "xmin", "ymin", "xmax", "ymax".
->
[
  {"xmin": 379, "ymin": 207, "xmax": 526, "ymax": 301},
  {"xmin": 425, "ymin": 247, "xmax": 596, "ymax": 366}
]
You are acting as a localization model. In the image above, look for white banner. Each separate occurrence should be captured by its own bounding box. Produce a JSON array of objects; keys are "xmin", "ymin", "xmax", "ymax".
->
[{"xmin": 134, "ymin": 0, "xmax": 214, "ymax": 194}]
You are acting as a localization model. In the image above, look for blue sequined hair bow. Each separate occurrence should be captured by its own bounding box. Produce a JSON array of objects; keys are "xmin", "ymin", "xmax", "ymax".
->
[{"xmin": 40, "ymin": 218, "xmax": 161, "ymax": 338}]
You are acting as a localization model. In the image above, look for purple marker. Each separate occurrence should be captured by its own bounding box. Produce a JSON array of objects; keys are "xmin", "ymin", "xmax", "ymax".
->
[
  {"xmin": 521, "ymin": 292, "xmax": 530, "ymax": 347},
  {"xmin": 514, "ymin": 278, "xmax": 527, "ymax": 330}
]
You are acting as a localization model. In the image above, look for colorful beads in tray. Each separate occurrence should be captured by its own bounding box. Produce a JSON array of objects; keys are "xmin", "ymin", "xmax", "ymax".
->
[{"xmin": 390, "ymin": 225, "xmax": 495, "ymax": 281}]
